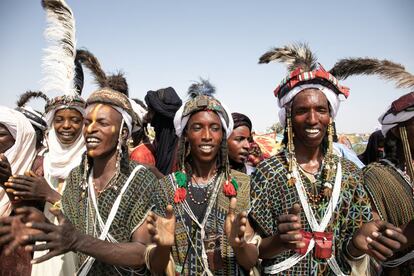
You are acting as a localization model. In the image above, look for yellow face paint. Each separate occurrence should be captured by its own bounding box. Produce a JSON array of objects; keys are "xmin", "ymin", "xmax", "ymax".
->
[
  {"xmin": 86, "ymin": 104, "xmax": 103, "ymax": 157},
  {"xmin": 87, "ymin": 104, "xmax": 103, "ymax": 133},
  {"xmin": 111, "ymin": 125, "xmax": 116, "ymax": 134}
]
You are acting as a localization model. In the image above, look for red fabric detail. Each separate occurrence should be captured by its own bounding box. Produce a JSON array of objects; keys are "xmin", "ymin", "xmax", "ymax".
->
[
  {"xmin": 273, "ymin": 68, "xmax": 350, "ymax": 99},
  {"xmin": 295, "ymin": 230, "xmax": 312, "ymax": 255},
  {"xmin": 130, "ymin": 143, "xmax": 156, "ymax": 166},
  {"xmin": 314, "ymin": 231, "xmax": 333, "ymax": 259},
  {"xmin": 174, "ymin": 187, "xmax": 187, "ymax": 203},
  {"xmin": 223, "ymin": 181, "xmax": 237, "ymax": 197}
]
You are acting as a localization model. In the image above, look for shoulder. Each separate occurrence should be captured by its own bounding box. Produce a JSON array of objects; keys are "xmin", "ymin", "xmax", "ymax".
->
[{"xmin": 254, "ymin": 152, "xmax": 287, "ymax": 179}]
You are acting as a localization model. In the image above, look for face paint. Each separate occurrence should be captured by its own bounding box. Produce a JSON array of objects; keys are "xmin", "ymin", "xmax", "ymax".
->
[
  {"xmin": 111, "ymin": 125, "xmax": 116, "ymax": 134},
  {"xmin": 87, "ymin": 104, "xmax": 103, "ymax": 134}
]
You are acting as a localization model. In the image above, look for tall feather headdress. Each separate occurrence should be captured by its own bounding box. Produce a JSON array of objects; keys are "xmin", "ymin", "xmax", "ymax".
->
[
  {"xmin": 40, "ymin": 0, "xmax": 78, "ymax": 98},
  {"xmin": 258, "ymin": 42, "xmax": 318, "ymax": 73},
  {"xmin": 329, "ymin": 58, "xmax": 414, "ymax": 89}
]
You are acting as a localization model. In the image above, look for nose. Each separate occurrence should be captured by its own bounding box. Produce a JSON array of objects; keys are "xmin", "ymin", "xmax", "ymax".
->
[
  {"xmin": 201, "ymin": 127, "xmax": 212, "ymax": 141},
  {"xmin": 62, "ymin": 119, "xmax": 71, "ymax": 129},
  {"xmin": 307, "ymin": 110, "xmax": 318, "ymax": 125},
  {"xmin": 242, "ymin": 139, "xmax": 251, "ymax": 150}
]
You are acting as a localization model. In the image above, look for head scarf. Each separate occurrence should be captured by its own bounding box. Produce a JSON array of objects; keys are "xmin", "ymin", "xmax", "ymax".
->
[
  {"xmin": 16, "ymin": 106, "xmax": 47, "ymax": 131},
  {"xmin": 232, "ymin": 112, "xmax": 252, "ymax": 132},
  {"xmin": 276, "ymin": 70, "xmax": 348, "ymax": 128},
  {"xmin": 0, "ymin": 106, "xmax": 37, "ymax": 217},
  {"xmin": 379, "ymin": 92, "xmax": 414, "ymax": 136},
  {"xmin": 43, "ymin": 96, "xmax": 86, "ymax": 181},
  {"xmin": 145, "ymin": 87, "xmax": 182, "ymax": 175},
  {"xmin": 174, "ymin": 94, "xmax": 234, "ymax": 138},
  {"xmin": 87, "ymin": 88, "xmax": 138, "ymax": 138},
  {"xmin": 45, "ymin": 95, "xmax": 86, "ymax": 126}
]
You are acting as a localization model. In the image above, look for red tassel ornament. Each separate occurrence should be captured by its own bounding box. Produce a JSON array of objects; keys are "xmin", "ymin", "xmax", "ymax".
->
[{"xmin": 174, "ymin": 187, "xmax": 187, "ymax": 203}]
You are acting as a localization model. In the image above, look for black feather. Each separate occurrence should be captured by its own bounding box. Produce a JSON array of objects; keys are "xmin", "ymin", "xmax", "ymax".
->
[
  {"xmin": 16, "ymin": 91, "xmax": 49, "ymax": 108},
  {"xmin": 187, "ymin": 78, "xmax": 216, "ymax": 98}
]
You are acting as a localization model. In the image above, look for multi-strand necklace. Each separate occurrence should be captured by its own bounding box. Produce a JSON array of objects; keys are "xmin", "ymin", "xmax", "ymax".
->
[{"xmin": 187, "ymin": 173, "xmax": 218, "ymax": 205}]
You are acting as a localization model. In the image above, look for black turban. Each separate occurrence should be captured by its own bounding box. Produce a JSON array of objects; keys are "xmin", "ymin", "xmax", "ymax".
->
[
  {"xmin": 145, "ymin": 87, "xmax": 182, "ymax": 175},
  {"xmin": 231, "ymin": 112, "xmax": 252, "ymax": 132}
]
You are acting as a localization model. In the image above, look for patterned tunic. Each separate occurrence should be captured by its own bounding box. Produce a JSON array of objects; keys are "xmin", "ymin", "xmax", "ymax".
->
[
  {"xmin": 62, "ymin": 162, "xmax": 158, "ymax": 275},
  {"xmin": 364, "ymin": 161, "xmax": 414, "ymax": 275},
  {"xmin": 249, "ymin": 151, "xmax": 372, "ymax": 275},
  {"xmin": 153, "ymin": 170, "xmax": 250, "ymax": 275}
]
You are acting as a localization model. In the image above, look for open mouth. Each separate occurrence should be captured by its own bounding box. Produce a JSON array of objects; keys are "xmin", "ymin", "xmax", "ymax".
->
[
  {"xmin": 199, "ymin": 145, "xmax": 214, "ymax": 154},
  {"xmin": 86, "ymin": 136, "xmax": 101, "ymax": 148},
  {"xmin": 59, "ymin": 131, "xmax": 75, "ymax": 139},
  {"xmin": 305, "ymin": 128, "xmax": 320, "ymax": 137}
]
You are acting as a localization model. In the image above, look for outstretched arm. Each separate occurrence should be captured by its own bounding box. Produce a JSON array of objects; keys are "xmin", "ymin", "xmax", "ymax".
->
[
  {"xmin": 24, "ymin": 207, "xmax": 148, "ymax": 269},
  {"xmin": 225, "ymin": 197, "xmax": 258, "ymax": 271}
]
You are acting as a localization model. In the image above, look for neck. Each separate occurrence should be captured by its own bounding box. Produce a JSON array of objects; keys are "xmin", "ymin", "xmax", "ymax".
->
[
  {"xmin": 293, "ymin": 140, "xmax": 323, "ymax": 173},
  {"xmin": 190, "ymin": 158, "xmax": 218, "ymax": 181},
  {"xmin": 229, "ymin": 159, "xmax": 246, "ymax": 173},
  {"xmin": 92, "ymin": 149, "xmax": 119, "ymax": 189}
]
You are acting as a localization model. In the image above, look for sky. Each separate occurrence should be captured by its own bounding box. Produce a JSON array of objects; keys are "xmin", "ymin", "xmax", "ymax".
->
[{"xmin": 1, "ymin": 0, "xmax": 413, "ymax": 134}]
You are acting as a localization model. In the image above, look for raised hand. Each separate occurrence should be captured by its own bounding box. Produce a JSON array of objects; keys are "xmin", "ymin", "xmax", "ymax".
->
[
  {"xmin": 276, "ymin": 203, "xmax": 305, "ymax": 251},
  {"xmin": 4, "ymin": 171, "xmax": 60, "ymax": 203},
  {"xmin": 225, "ymin": 197, "xmax": 248, "ymax": 248},
  {"xmin": 350, "ymin": 220, "xmax": 408, "ymax": 261},
  {"xmin": 0, "ymin": 154, "xmax": 12, "ymax": 187},
  {"xmin": 146, "ymin": 205, "xmax": 176, "ymax": 247},
  {"xmin": 23, "ymin": 207, "xmax": 80, "ymax": 264},
  {"xmin": 0, "ymin": 207, "xmax": 45, "ymax": 255}
]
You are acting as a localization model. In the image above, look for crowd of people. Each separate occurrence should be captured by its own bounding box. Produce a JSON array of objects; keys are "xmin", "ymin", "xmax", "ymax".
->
[{"xmin": 0, "ymin": 0, "xmax": 413, "ymax": 275}]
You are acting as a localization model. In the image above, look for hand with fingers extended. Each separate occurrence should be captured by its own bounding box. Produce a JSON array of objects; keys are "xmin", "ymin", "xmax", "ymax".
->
[
  {"xmin": 349, "ymin": 220, "xmax": 408, "ymax": 262},
  {"xmin": 23, "ymin": 207, "xmax": 81, "ymax": 264},
  {"xmin": 146, "ymin": 205, "xmax": 176, "ymax": 248},
  {"xmin": 0, "ymin": 154, "xmax": 12, "ymax": 187},
  {"xmin": 225, "ymin": 197, "xmax": 248, "ymax": 248},
  {"xmin": 4, "ymin": 171, "xmax": 61, "ymax": 203},
  {"xmin": 0, "ymin": 207, "xmax": 46, "ymax": 255}
]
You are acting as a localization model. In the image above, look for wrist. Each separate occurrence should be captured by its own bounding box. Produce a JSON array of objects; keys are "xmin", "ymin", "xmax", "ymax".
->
[
  {"xmin": 71, "ymin": 230, "xmax": 84, "ymax": 252},
  {"xmin": 46, "ymin": 190, "xmax": 61, "ymax": 204},
  {"xmin": 346, "ymin": 237, "xmax": 364, "ymax": 259}
]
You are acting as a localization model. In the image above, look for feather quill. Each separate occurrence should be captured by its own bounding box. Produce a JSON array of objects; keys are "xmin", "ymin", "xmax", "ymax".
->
[
  {"xmin": 75, "ymin": 49, "xmax": 107, "ymax": 88},
  {"xmin": 40, "ymin": 0, "xmax": 77, "ymax": 97},
  {"xmin": 258, "ymin": 42, "xmax": 317, "ymax": 72},
  {"xmin": 329, "ymin": 58, "xmax": 414, "ymax": 89},
  {"xmin": 187, "ymin": 78, "xmax": 216, "ymax": 98},
  {"xmin": 16, "ymin": 91, "xmax": 49, "ymax": 107}
]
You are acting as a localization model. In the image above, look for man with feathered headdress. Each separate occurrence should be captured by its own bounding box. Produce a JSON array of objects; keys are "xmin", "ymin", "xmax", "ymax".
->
[
  {"xmin": 330, "ymin": 57, "xmax": 414, "ymax": 275},
  {"xmin": 246, "ymin": 43, "xmax": 407, "ymax": 275}
]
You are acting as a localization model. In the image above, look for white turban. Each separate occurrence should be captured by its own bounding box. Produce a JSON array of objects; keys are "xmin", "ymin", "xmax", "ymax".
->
[
  {"xmin": 0, "ymin": 106, "xmax": 37, "ymax": 217},
  {"xmin": 173, "ymin": 100, "xmax": 234, "ymax": 138},
  {"xmin": 278, "ymin": 84, "xmax": 343, "ymax": 128},
  {"xmin": 45, "ymin": 104, "xmax": 85, "ymax": 127},
  {"xmin": 379, "ymin": 108, "xmax": 414, "ymax": 136}
]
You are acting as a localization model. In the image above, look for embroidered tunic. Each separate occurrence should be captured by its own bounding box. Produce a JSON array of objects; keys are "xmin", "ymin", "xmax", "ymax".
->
[
  {"xmin": 62, "ymin": 162, "xmax": 158, "ymax": 275},
  {"xmin": 248, "ymin": 151, "xmax": 372, "ymax": 275},
  {"xmin": 153, "ymin": 170, "xmax": 250, "ymax": 275}
]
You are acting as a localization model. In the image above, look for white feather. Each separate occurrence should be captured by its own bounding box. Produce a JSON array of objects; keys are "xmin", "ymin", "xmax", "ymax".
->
[{"xmin": 40, "ymin": 0, "xmax": 77, "ymax": 98}]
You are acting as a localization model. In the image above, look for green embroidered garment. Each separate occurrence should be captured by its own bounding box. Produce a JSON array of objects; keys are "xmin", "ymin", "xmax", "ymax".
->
[
  {"xmin": 62, "ymin": 161, "xmax": 158, "ymax": 275},
  {"xmin": 248, "ymin": 151, "xmax": 372, "ymax": 275},
  {"xmin": 153, "ymin": 170, "xmax": 250, "ymax": 275}
]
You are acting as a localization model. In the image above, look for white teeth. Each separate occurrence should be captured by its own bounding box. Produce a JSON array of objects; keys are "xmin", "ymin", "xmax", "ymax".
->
[
  {"xmin": 305, "ymin": 129, "xmax": 319, "ymax": 134},
  {"xmin": 86, "ymin": 138, "xmax": 100, "ymax": 143},
  {"xmin": 200, "ymin": 145, "xmax": 213, "ymax": 153}
]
